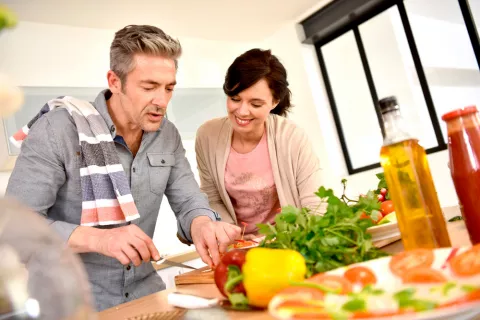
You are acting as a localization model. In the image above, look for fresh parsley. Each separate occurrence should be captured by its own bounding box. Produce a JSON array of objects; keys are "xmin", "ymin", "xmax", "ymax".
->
[{"xmin": 257, "ymin": 182, "xmax": 389, "ymax": 277}]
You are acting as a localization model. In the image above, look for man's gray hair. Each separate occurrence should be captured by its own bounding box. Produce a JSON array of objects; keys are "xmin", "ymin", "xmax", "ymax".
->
[{"xmin": 110, "ymin": 25, "xmax": 182, "ymax": 83}]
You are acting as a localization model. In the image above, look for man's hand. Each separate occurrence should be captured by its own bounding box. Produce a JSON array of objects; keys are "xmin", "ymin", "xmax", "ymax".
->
[
  {"xmin": 190, "ymin": 216, "xmax": 241, "ymax": 267},
  {"xmin": 69, "ymin": 224, "xmax": 161, "ymax": 266}
]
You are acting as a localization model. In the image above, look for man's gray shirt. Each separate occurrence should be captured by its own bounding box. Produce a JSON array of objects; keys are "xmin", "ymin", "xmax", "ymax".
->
[{"xmin": 6, "ymin": 89, "xmax": 218, "ymax": 311}]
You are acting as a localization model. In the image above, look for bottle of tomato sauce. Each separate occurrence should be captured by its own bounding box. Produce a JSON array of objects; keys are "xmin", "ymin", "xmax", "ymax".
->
[{"xmin": 442, "ymin": 106, "xmax": 480, "ymax": 245}]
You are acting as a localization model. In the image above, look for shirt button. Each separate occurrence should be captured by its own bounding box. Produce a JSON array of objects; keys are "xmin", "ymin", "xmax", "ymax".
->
[
  {"xmin": 125, "ymin": 292, "xmax": 129, "ymax": 298},
  {"xmin": 132, "ymin": 167, "xmax": 136, "ymax": 173},
  {"xmin": 110, "ymin": 125, "xmax": 115, "ymax": 133},
  {"xmin": 126, "ymin": 265, "xmax": 131, "ymax": 271},
  {"xmin": 161, "ymin": 159, "xmax": 165, "ymax": 164}
]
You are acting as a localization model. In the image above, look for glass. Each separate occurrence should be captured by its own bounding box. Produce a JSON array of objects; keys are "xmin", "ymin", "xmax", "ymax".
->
[
  {"xmin": 379, "ymin": 96, "xmax": 451, "ymax": 249},
  {"xmin": 360, "ymin": 7, "xmax": 438, "ymax": 149},
  {"xmin": 442, "ymin": 105, "xmax": 480, "ymax": 245},
  {"xmin": 322, "ymin": 31, "xmax": 383, "ymax": 170},
  {"xmin": 404, "ymin": 0, "xmax": 480, "ymax": 141}
]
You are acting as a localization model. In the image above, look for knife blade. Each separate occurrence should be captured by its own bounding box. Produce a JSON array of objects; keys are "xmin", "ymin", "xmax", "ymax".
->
[{"xmin": 152, "ymin": 258, "xmax": 197, "ymax": 270}]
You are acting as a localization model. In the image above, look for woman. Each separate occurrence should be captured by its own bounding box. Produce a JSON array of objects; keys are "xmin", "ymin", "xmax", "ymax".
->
[{"xmin": 195, "ymin": 48, "xmax": 325, "ymax": 236}]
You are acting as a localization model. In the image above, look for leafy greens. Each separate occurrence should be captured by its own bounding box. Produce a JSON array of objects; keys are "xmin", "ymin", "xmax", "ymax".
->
[{"xmin": 257, "ymin": 181, "xmax": 389, "ymax": 277}]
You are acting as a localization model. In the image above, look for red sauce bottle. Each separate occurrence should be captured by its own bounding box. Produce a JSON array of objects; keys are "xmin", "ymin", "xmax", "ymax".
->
[{"xmin": 442, "ymin": 106, "xmax": 480, "ymax": 245}]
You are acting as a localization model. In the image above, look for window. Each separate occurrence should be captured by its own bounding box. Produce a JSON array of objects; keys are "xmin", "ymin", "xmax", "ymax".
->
[{"xmin": 300, "ymin": 0, "xmax": 480, "ymax": 174}]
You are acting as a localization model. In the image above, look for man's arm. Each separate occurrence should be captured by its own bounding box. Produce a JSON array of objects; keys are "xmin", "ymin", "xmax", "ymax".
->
[
  {"xmin": 6, "ymin": 115, "xmax": 79, "ymax": 241},
  {"xmin": 164, "ymin": 127, "xmax": 240, "ymax": 266}
]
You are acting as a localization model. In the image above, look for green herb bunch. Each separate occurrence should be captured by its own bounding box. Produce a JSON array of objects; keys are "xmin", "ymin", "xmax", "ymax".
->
[{"xmin": 258, "ymin": 180, "xmax": 389, "ymax": 277}]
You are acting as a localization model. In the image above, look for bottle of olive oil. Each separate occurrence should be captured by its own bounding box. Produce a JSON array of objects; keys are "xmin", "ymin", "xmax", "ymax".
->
[{"xmin": 379, "ymin": 96, "xmax": 451, "ymax": 250}]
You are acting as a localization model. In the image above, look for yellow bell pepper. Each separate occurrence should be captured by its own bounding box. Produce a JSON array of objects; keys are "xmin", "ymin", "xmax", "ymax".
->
[{"xmin": 242, "ymin": 247, "xmax": 307, "ymax": 308}]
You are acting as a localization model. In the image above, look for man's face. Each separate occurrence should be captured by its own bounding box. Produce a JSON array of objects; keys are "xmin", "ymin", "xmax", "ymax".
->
[{"xmin": 110, "ymin": 54, "xmax": 177, "ymax": 132}]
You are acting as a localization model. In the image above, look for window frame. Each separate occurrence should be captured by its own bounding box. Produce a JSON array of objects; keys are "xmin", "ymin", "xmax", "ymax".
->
[{"xmin": 300, "ymin": 0, "xmax": 480, "ymax": 174}]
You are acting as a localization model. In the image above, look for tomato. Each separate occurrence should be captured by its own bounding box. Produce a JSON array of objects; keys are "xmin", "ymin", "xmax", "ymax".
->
[
  {"xmin": 360, "ymin": 211, "xmax": 383, "ymax": 224},
  {"xmin": 307, "ymin": 274, "xmax": 353, "ymax": 294},
  {"xmin": 352, "ymin": 309, "xmax": 414, "ymax": 319},
  {"xmin": 377, "ymin": 194, "xmax": 385, "ymax": 202},
  {"xmin": 277, "ymin": 286, "xmax": 325, "ymax": 300},
  {"xmin": 439, "ymin": 289, "xmax": 480, "ymax": 309},
  {"xmin": 269, "ymin": 291, "xmax": 330, "ymax": 320},
  {"xmin": 380, "ymin": 200, "xmax": 395, "ymax": 216},
  {"xmin": 449, "ymin": 244, "xmax": 480, "ymax": 277},
  {"xmin": 231, "ymin": 240, "xmax": 257, "ymax": 249},
  {"xmin": 344, "ymin": 266, "xmax": 377, "ymax": 287},
  {"xmin": 380, "ymin": 188, "xmax": 388, "ymax": 196},
  {"xmin": 389, "ymin": 249, "xmax": 434, "ymax": 277},
  {"xmin": 402, "ymin": 267, "xmax": 447, "ymax": 284}
]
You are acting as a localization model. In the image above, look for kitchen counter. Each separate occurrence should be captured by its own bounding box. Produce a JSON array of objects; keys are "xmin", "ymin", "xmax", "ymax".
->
[{"xmin": 98, "ymin": 220, "xmax": 474, "ymax": 320}]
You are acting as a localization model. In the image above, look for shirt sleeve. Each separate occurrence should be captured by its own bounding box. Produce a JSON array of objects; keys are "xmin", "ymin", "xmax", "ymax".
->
[
  {"xmin": 5, "ymin": 116, "xmax": 80, "ymax": 241},
  {"xmin": 164, "ymin": 127, "xmax": 220, "ymax": 243}
]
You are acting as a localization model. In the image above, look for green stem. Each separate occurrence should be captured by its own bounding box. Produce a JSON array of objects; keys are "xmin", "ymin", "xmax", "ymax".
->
[
  {"xmin": 325, "ymin": 229, "xmax": 358, "ymax": 246},
  {"xmin": 289, "ymin": 281, "xmax": 341, "ymax": 294},
  {"xmin": 224, "ymin": 274, "xmax": 244, "ymax": 293}
]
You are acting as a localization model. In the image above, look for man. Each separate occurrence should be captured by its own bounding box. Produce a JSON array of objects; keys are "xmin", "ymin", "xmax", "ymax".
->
[{"xmin": 6, "ymin": 25, "xmax": 241, "ymax": 311}]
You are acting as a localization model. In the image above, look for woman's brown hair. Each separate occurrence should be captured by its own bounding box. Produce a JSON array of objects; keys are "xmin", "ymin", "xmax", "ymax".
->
[{"xmin": 223, "ymin": 49, "xmax": 292, "ymax": 117}]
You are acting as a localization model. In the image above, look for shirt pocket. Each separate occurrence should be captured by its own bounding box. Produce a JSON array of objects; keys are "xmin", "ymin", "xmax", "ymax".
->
[{"xmin": 147, "ymin": 153, "xmax": 175, "ymax": 196}]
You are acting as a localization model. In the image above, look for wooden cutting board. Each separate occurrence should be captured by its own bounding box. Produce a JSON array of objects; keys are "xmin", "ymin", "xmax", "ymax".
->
[{"xmin": 174, "ymin": 266, "xmax": 214, "ymax": 285}]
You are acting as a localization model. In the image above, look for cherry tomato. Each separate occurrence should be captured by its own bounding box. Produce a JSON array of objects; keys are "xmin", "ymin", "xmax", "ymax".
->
[
  {"xmin": 402, "ymin": 267, "xmax": 447, "ymax": 284},
  {"xmin": 380, "ymin": 188, "xmax": 388, "ymax": 196},
  {"xmin": 307, "ymin": 274, "xmax": 353, "ymax": 294},
  {"xmin": 389, "ymin": 249, "xmax": 434, "ymax": 277},
  {"xmin": 449, "ymin": 244, "xmax": 480, "ymax": 277},
  {"xmin": 360, "ymin": 211, "xmax": 382, "ymax": 224},
  {"xmin": 380, "ymin": 200, "xmax": 395, "ymax": 216},
  {"xmin": 344, "ymin": 266, "xmax": 377, "ymax": 287},
  {"xmin": 377, "ymin": 194, "xmax": 385, "ymax": 202}
]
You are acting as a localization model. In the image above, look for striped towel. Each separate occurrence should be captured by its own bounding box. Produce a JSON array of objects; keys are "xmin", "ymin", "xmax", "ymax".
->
[{"xmin": 10, "ymin": 96, "xmax": 140, "ymax": 226}]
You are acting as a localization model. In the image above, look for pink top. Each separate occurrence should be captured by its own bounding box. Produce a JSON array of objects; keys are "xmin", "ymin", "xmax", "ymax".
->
[{"xmin": 224, "ymin": 132, "xmax": 280, "ymax": 234}]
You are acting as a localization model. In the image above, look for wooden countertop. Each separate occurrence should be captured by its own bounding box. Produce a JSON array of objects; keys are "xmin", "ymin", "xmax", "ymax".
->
[{"xmin": 98, "ymin": 221, "xmax": 473, "ymax": 320}]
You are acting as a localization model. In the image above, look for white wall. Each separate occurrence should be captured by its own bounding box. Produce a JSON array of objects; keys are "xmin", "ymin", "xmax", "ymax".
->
[{"xmin": 0, "ymin": 21, "xmax": 260, "ymax": 255}]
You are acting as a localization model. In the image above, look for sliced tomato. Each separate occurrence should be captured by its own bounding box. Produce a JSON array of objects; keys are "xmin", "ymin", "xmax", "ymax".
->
[
  {"xmin": 269, "ymin": 294, "xmax": 330, "ymax": 319},
  {"xmin": 449, "ymin": 244, "xmax": 480, "ymax": 277},
  {"xmin": 277, "ymin": 286, "xmax": 325, "ymax": 300},
  {"xmin": 307, "ymin": 274, "xmax": 353, "ymax": 294},
  {"xmin": 439, "ymin": 289, "xmax": 480, "ymax": 309},
  {"xmin": 344, "ymin": 266, "xmax": 377, "ymax": 287},
  {"xmin": 389, "ymin": 249, "xmax": 434, "ymax": 277},
  {"xmin": 401, "ymin": 267, "xmax": 447, "ymax": 284},
  {"xmin": 352, "ymin": 309, "xmax": 415, "ymax": 319}
]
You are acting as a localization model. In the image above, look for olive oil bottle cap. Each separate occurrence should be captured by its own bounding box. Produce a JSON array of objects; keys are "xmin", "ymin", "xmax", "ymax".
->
[{"xmin": 379, "ymin": 96, "xmax": 400, "ymax": 114}]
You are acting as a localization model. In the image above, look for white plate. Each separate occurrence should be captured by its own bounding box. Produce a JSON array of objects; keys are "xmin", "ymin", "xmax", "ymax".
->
[
  {"xmin": 270, "ymin": 247, "xmax": 480, "ymax": 320},
  {"xmin": 367, "ymin": 221, "xmax": 401, "ymax": 242},
  {"xmin": 327, "ymin": 247, "xmax": 480, "ymax": 320}
]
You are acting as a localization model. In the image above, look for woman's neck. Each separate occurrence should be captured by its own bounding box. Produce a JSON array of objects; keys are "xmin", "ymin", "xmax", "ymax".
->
[{"xmin": 231, "ymin": 123, "xmax": 265, "ymax": 154}]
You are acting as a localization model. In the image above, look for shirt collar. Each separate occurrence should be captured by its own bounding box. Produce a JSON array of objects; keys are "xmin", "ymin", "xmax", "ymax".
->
[{"xmin": 94, "ymin": 89, "xmax": 117, "ymax": 138}]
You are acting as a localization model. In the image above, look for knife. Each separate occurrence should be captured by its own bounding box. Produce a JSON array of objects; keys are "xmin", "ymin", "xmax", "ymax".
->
[{"xmin": 152, "ymin": 257, "xmax": 197, "ymax": 270}]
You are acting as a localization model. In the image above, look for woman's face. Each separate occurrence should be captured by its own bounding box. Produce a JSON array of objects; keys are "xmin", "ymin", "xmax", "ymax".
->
[{"xmin": 226, "ymin": 78, "xmax": 278, "ymax": 135}]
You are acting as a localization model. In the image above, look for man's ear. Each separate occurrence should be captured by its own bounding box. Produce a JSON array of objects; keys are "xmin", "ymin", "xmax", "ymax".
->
[{"xmin": 107, "ymin": 70, "xmax": 122, "ymax": 94}]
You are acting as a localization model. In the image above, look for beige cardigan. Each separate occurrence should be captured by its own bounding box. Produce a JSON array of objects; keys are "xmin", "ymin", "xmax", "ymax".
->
[{"xmin": 195, "ymin": 114, "xmax": 325, "ymax": 225}]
